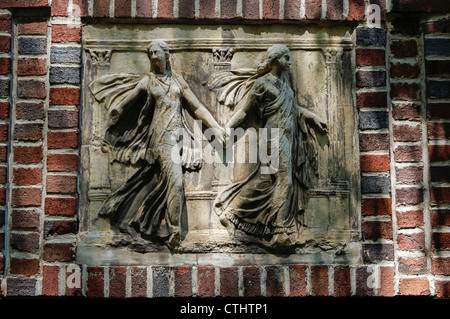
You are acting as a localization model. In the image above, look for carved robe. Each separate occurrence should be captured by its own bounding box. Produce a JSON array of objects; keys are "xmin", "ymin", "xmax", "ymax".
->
[
  {"xmin": 213, "ymin": 72, "xmax": 319, "ymax": 240},
  {"xmin": 90, "ymin": 72, "xmax": 200, "ymax": 240}
]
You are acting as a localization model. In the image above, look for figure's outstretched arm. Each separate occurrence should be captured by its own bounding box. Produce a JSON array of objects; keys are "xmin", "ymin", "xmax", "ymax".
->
[
  {"xmin": 226, "ymin": 92, "xmax": 253, "ymax": 129},
  {"xmin": 296, "ymin": 105, "xmax": 327, "ymax": 133},
  {"xmin": 108, "ymin": 77, "xmax": 149, "ymax": 125}
]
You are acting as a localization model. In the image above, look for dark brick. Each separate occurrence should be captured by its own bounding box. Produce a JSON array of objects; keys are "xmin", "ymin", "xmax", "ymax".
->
[
  {"xmin": 178, "ymin": 0, "xmax": 195, "ymax": 19},
  {"xmin": 425, "ymin": 39, "xmax": 450, "ymax": 56},
  {"xmin": 93, "ymin": 0, "xmax": 110, "ymax": 18},
  {"xmin": 199, "ymin": 0, "xmax": 216, "ymax": 19},
  {"xmin": 10, "ymin": 258, "xmax": 40, "ymax": 276},
  {"xmin": 305, "ymin": 0, "xmax": 321, "ymax": 20},
  {"xmin": 51, "ymin": 46, "xmax": 81, "ymax": 64},
  {"xmin": 359, "ymin": 111, "xmax": 388, "ymax": 130},
  {"xmin": 356, "ymin": 27, "xmax": 386, "ymax": 46},
  {"xmin": 396, "ymin": 187, "xmax": 424, "ymax": 205},
  {"xmin": 243, "ymin": 0, "xmax": 259, "ymax": 19},
  {"xmin": 284, "ymin": 0, "xmax": 300, "ymax": 20},
  {"xmin": 266, "ymin": 266, "xmax": 284, "ymax": 297},
  {"xmin": 427, "ymin": 80, "xmax": 450, "ymax": 98},
  {"xmin": 17, "ymin": 80, "xmax": 46, "ymax": 99},
  {"xmin": 391, "ymin": 39, "xmax": 418, "ymax": 58},
  {"xmin": 44, "ymin": 219, "xmax": 76, "ymax": 237},
  {"xmin": 356, "ymin": 266, "xmax": 374, "ymax": 296},
  {"xmin": 326, "ymin": 0, "xmax": 343, "ymax": 20},
  {"xmin": 11, "ymin": 210, "xmax": 40, "ymax": 229},
  {"xmin": 391, "ymin": 62, "xmax": 421, "ymax": 79},
  {"xmin": 6, "ymin": 278, "xmax": 36, "ymax": 297},
  {"xmin": 362, "ymin": 220, "xmax": 393, "ymax": 240},
  {"xmin": 131, "ymin": 266, "xmax": 147, "ymax": 297},
  {"xmin": 363, "ymin": 243, "xmax": 394, "ymax": 263},
  {"xmin": 392, "ymin": 0, "xmax": 450, "ymax": 13},
  {"xmin": 425, "ymin": 19, "xmax": 450, "ymax": 34},
  {"xmin": 334, "ymin": 267, "xmax": 351, "ymax": 297},
  {"xmin": 391, "ymin": 17, "xmax": 421, "ymax": 35},
  {"xmin": 361, "ymin": 175, "xmax": 391, "ymax": 194},
  {"xmin": 392, "ymin": 102, "xmax": 421, "ymax": 120},
  {"xmin": 357, "ymin": 91, "xmax": 387, "ymax": 109},
  {"xmin": 220, "ymin": 267, "xmax": 239, "ymax": 297},
  {"xmin": 10, "ymin": 232, "xmax": 40, "ymax": 252},
  {"xmin": 43, "ymin": 242, "xmax": 75, "ymax": 262},
  {"xmin": 0, "ymin": 0, "xmax": 48, "ymax": 8},
  {"xmin": 356, "ymin": 49, "xmax": 385, "ymax": 66},
  {"xmin": 356, "ymin": 70, "xmax": 386, "ymax": 87},
  {"xmin": 0, "ymin": 35, "xmax": 11, "ymax": 53},
  {"xmin": 243, "ymin": 266, "xmax": 261, "ymax": 297},
  {"xmin": 87, "ymin": 267, "xmax": 104, "ymax": 297},
  {"xmin": 152, "ymin": 266, "xmax": 170, "ymax": 297},
  {"xmin": 431, "ymin": 166, "xmax": 450, "ymax": 183},
  {"xmin": 311, "ymin": 265, "xmax": 328, "ymax": 296},
  {"xmin": 50, "ymin": 66, "xmax": 80, "ymax": 84},
  {"xmin": 393, "ymin": 123, "xmax": 422, "ymax": 142},
  {"xmin": 48, "ymin": 109, "xmax": 79, "ymax": 128},
  {"xmin": 391, "ymin": 82, "xmax": 421, "ymax": 100},
  {"xmin": 221, "ymin": 0, "xmax": 237, "ymax": 19},
  {"xmin": 109, "ymin": 267, "xmax": 126, "ymax": 298},
  {"xmin": 426, "ymin": 60, "xmax": 450, "ymax": 77},
  {"xmin": 359, "ymin": 133, "xmax": 390, "ymax": 152},
  {"xmin": 174, "ymin": 266, "xmax": 191, "ymax": 297},
  {"xmin": 115, "ymin": 0, "xmax": 131, "ymax": 17},
  {"xmin": 428, "ymin": 122, "xmax": 450, "ymax": 139},
  {"xmin": 0, "ymin": 79, "xmax": 9, "ymax": 98},
  {"xmin": 197, "ymin": 266, "xmax": 215, "ymax": 297},
  {"xmin": 18, "ymin": 37, "xmax": 46, "ymax": 55},
  {"xmin": 14, "ymin": 123, "xmax": 43, "ymax": 141},
  {"xmin": 16, "ymin": 102, "xmax": 44, "ymax": 120}
]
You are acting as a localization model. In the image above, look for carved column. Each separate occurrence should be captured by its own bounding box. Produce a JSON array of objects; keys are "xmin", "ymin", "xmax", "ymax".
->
[{"xmin": 322, "ymin": 47, "xmax": 346, "ymax": 183}]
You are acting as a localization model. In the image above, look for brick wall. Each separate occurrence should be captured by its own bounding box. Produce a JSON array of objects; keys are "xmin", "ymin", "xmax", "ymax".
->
[{"xmin": 0, "ymin": 0, "xmax": 448, "ymax": 298}]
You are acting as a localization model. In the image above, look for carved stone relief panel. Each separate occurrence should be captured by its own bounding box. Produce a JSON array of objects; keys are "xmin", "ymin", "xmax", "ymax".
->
[{"xmin": 78, "ymin": 24, "xmax": 360, "ymax": 266}]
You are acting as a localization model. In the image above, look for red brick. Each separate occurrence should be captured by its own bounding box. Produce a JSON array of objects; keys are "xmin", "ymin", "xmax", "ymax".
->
[
  {"xmin": 14, "ymin": 123, "xmax": 43, "ymax": 141},
  {"xmin": 45, "ymin": 219, "xmax": 76, "ymax": 236},
  {"xmin": 428, "ymin": 122, "xmax": 450, "ymax": 140},
  {"xmin": 0, "ymin": 57, "xmax": 10, "ymax": 74},
  {"xmin": 311, "ymin": 265, "xmax": 328, "ymax": 296},
  {"xmin": 436, "ymin": 281, "xmax": 450, "ymax": 298},
  {"xmin": 17, "ymin": 80, "xmax": 46, "ymax": 99},
  {"xmin": 396, "ymin": 187, "xmax": 424, "ymax": 205},
  {"xmin": 0, "ymin": 15, "xmax": 11, "ymax": 32},
  {"xmin": 397, "ymin": 232, "xmax": 425, "ymax": 250},
  {"xmin": 243, "ymin": 266, "xmax": 261, "ymax": 297},
  {"xmin": 326, "ymin": 0, "xmax": 343, "ymax": 20},
  {"xmin": 243, "ymin": 0, "xmax": 260, "ymax": 19},
  {"xmin": 87, "ymin": 267, "xmax": 104, "ymax": 298},
  {"xmin": 136, "ymin": 0, "xmax": 153, "ymax": 18},
  {"xmin": 43, "ymin": 242, "xmax": 75, "ymax": 262},
  {"xmin": 220, "ymin": 267, "xmax": 239, "ymax": 297},
  {"xmin": 10, "ymin": 258, "xmax": 40, "ymax": 276},
  {"xmin": 18, "ymin": 22, "xmax": 47, "ymax": 35},
  {"xmin": 431, "ymin": 209, "xmax": 450, "ymax": 227},
  {"xmin": 0, "ymin": 124, "xmax": 7, "ymax": 142},
  {"xmin": 394, "ymin": 145, "xmax": 422, "ymax": 162},
  {"xmin": 48, "ymin": 131, "xmax": 79, "ymax": 149},
  {"xmin": 93, "ymin": 0, "xmax": 110, "ymax": 17},
  {"xmin": 172, "ymin": 266, "xmax": 190, "ymax": 297},
  {"xmin": 432, "ymin": 232, "xmax": 450, "ymax": 249},
  {"xmin": 14, "ymin": 146, "xmax": 43, "ymax": 164},
  {"xmin": 131, "ymin": 266, "xmax": 147, "ymax": 297},
  {"xmin": 71, "ymin": 0, "xmax": 89, "ymax": 17},
  {"xmin": 0, "ymin": 187, "xmax": 5, "ymax": 205},
  {"xmin": 11, "ymin": 187, "xmax": 41, "ymax": 206},
  {"xmin": 48, "ymin": 109, "xmax": 79, "ymax": 128},
  {"xmin": 115, "ymin": 0, "xmax": 132, "ymax": 17},
  {"xmin": 360, "ymin": 154, "xmax": 390, "ymax": 172},
  {"xmin": 392, "ymin": 102, "xmax": 421, "ymax": 120},
  {"xmin": 17, "ymin": 58, "xmax": 46, "ymax": 76},
  {"xmin": 399, "ymin": 277, "xmax": 429, "ymax": 296},
  {"xmin": 429, "ymin": 145, "xmax": 450, "ymax": 162},
  {"xmin": 428, "ymin": 101, "xmax": 450, "ymax": 119},
  {"xmin": 432, "ymin": 257, "xmax": 450, "ymax": 275},
  {"xmin": 396, "ymin": 210, "xmax": 424, "ymax": 228},
  {"xmin": 390, "ymin": 82, "xmax": 421, "ymax": 100},
  {"xmin": 65, "ymin": 264, "xmax": 83, "ymax": 296},
  {"xmin": 348, "ymin": 0, "xmax": 365, "ymax": 21},
  {"xmin": 0, "ymin": 166, "xmax": 5, "ymax": 184},
  {"xmin": 362, "ymin": 198, "xmax": 392, "ymax": 216},
  {"xmin": 157, "ymin": 0, "xmax": 173, "ymax": 18},
  {"xmin": 109, "ymin": 267, "xmax": 126, "ymax": 298},
  {"xmin": 47, "ymin": 153, "xmax": 78, "ymax": 172},
  {"xmin": 0, "ymin": 36, "xmax": 11, "ymax": 53},
  {"xmin": 11, "ymin": 209, "xmax": 40, "ymax": 229},
  {"xmin": 16, "ymin": 102, "xmax": 44, "ymax": 120},
  {"xmin": 46, "ymin": 174, "xmax": 77, "ymax": 194},
  {"xmin": 284, "ymin": 0, "xmax": 300, "ymax": 20},
  {"xmin": 379, "ymin": 266, "xmax": 395, "ymax": 296},
  {"xmin": 0, "ymin": 146, "xmax": 6, "ymax": 162},
  {"xmin": 45, "ymin": 197, "xmax": 77, "ymax": 216},
  {"xmin": 399, "ymin": 257, "xmax": 427, "ymax": 274},
  {"xmin": 0, "ymin": 102, "xmax": 9, "ymax": 119},
  {"xmin": 199, "ymin": 0, "xmax": 216, "ymax": 19},
  {"xmin": 197, "ymin": 266, "xmax": 215, "ymax": 297},
  {"xmin": 333, "ymin": 267, "xmax": 351, "ymax": 297},
  {"xmin": 42, "ymin": 265, "xmax": 60, "ymax": 296},
  {"xmin": 424, "ymin": 19, "xmax": 450, "ymax": 34},
  {"xmin": 396, "ymin": 165, "xmax": 423, "ymax": 184},
  {"xmin": 359, "ymin": 133, "xmax": 390, "ymax": 152},
  {"xmin": 431, "ymin": 187, "xmax": 450, "ymax": 204},
  {"xmin": 51, "ymin": 0, "xmax": 69, "ymax": 16},
  {"xmin": 305, "ymin": 0, "xmax": 321, "ymax": 19},
  {"xmin": 391, "ymin": 63, "xmax": 421, "ymax": 79},
  {"xmin": 263, "ymin": 0, "xmax": 279, "ymax": 19},
  {"xmin": 391, "ymin": 40, "xmax": 418, "ymax": 58},
  {"xmin": 0, "ymin": 0, "xmax": 48, "ymax": 8},
  {"xmin": 362, "ymin": 220, "xmax": 393, "ymax": 240},
  {"xmin": 266, "ymin": 266, "xmax": 284, "ymax": 297},
  {"xmin": 13, "ymin": 167, "xmax": 42, "ymax": 185},
  {"xmin": 50, "ymin": 87, "xmax": 80, "ymax": 105},
  {"xmin": 52, "ymin": 25, "xmax": 81, "ymax": 43},
  {"xmin": 221, "ymin": 0, "xmax": 237, "ymax": 19}
]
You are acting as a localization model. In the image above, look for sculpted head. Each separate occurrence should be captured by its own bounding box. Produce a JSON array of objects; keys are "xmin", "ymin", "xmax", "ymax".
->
[
  {"xmin": 147, "ymin": 40, "xmax": 171, "ymax": 74},
  {"xmin": 258, "ymin": 44, "xmax": 291, "ymax": 75}
]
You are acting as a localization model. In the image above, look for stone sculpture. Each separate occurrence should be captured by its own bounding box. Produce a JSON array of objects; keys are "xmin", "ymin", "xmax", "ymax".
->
[
  {"xmin": 89, "ymin": 40, "xmax": 226, "ymax": 247},
  {"xmin": 208, "ymin": 44, "xmax": 327, "ymax": 246}
]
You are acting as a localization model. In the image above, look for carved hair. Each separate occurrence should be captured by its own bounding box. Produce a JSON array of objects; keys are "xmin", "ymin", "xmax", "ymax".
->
[
  {"xmin": 257, "ymin": 44, "xmax": 290, "ymax": 75},
  {"xmin": 147, "ymin": 40, "xmax": 172, "ymax": 73}
]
